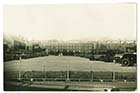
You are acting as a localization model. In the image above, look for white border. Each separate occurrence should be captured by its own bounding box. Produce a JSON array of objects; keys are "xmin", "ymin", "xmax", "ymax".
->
[
  {"xmin": 0, "ymin": 0, "xmax": 139, "ymax": 93},
  {"xmin": 0, "ymin": 0, "xmax": 139, "ymax": 4}
]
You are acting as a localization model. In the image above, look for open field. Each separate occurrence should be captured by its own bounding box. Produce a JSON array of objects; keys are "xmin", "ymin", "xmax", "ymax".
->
[{"xmin": 4, "ymin": 56, "xmax": 136, "ymax": 72}]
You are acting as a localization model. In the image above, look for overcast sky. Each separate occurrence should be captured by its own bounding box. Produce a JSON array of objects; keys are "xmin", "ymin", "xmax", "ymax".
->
[{"xmin": 4, "ymin": 4, "xmax": 136, "ymax": 41}]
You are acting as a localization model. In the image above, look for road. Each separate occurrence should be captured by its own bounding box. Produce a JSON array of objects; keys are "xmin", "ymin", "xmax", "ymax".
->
[{"xmin": 4, "ymin": 81, "xmax": 136, "ymax": 91}]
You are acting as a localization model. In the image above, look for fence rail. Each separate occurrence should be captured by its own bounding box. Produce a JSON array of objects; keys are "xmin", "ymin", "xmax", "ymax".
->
[{"xmin": 4, "ymin": 71, "xmax": 137, "ymax": 82}]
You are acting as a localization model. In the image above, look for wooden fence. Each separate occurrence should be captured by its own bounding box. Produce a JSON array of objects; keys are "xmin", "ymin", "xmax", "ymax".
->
[{"xmin": 4, "ymin": 71, "xmax": 137, "ymax": 82}]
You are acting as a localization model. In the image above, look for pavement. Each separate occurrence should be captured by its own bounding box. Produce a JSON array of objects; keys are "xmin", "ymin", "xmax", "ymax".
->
[{"xmin": 4, "ymin": 81, "xmax": 137, "ymax": 91}]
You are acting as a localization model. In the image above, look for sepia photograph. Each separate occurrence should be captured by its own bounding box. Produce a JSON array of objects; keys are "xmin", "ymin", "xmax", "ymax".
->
[{"xmin": 3, "ymin": 3, "xmax": 137, "ymax": 91}]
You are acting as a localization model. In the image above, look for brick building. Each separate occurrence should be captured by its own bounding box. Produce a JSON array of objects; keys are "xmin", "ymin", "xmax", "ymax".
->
[{"xmin": 44, "ymin": 40, "xmax": 136, "ymax": 55}]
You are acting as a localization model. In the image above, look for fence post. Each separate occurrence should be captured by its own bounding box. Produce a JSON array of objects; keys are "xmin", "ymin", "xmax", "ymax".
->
[
  {"xmin": 90, "ymin": 71, "xmax": 93, "ymax": 82},
  {"xmin": 112, "ymin": 72, "xmax": 115, "ymax": 81},
  {"xmin": 18, "ymin": 71, "xmax": 21, "ymax": 81},
  {"xmin": 66, "ymin": 70, "xmax": 70, "ymax": 81},
  {"xmin": 44, "ymin": 71, "xmax": 47, "ymax": 80},
  {"xmin": 42, "ymin": 65, "xmax": 46, "ymax": 81},
  {"xmin": 18, "ymin": 57, "xmax": 22, "ymax": 81}
]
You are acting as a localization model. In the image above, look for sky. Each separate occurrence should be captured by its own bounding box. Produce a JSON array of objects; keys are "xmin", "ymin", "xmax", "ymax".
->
[{"xmin": 4, "ymin": 3, "xmax": 136, "ymax": 41}]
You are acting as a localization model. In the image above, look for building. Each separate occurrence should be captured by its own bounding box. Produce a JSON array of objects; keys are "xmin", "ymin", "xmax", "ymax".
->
[{"xmin": 44, "ymin": 40, "xmax": 136, "ymax": 55}]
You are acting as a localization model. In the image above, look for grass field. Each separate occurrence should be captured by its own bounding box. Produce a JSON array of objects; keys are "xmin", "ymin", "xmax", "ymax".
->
[{"xmin": 4, "ymin": 56, "xmax": 136, "ymax": 72}]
